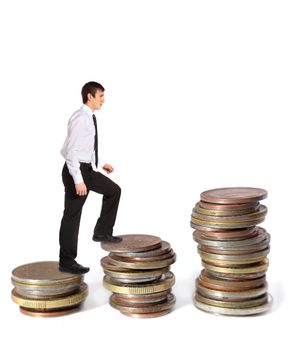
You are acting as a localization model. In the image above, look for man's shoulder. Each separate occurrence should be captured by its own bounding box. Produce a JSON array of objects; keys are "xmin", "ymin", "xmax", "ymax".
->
[{"xmin": 69, "ymin": 107, "xmax": 86, "ymax": 123}]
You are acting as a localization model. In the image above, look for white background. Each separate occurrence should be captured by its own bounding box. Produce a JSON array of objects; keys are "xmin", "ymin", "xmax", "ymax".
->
[{"xmin": 0, "ymin": 0, "xmax": 288, "ymax": 349}]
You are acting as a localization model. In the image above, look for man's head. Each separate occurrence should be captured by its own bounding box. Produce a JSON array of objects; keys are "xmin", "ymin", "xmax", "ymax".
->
[{"xmin": 81, "ymin": 81, "xmax": 105, "ymax": 111}]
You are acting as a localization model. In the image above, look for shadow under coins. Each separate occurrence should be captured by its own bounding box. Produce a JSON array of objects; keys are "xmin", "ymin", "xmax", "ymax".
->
[
  {"xmin": 80, "ymin": 280, "xmax": 110, "ymax": 312},
  {"xmin": 173, "ymin": 274, "xmax": 196, "ymax": 310}
]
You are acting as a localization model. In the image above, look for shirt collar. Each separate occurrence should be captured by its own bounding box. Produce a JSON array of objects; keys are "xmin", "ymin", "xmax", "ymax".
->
[{"xmin": 81, "ymin": 104, "xmax": 94, "ymax": 117}]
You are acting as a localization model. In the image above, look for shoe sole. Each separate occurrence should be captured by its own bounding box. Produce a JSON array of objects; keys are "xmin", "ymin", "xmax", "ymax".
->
[{"xmin": 59, "ymin": 266, "xmax": 90, "ymax": 274}]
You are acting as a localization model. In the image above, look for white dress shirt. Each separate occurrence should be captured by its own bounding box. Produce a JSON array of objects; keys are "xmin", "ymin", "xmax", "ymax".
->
[{"xmin": 60, "ymin": 104, "xmax": 105, "ymax": 184}]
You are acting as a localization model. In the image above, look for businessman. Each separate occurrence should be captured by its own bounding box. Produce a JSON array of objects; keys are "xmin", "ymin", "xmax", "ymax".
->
[{"xmin": 59, "ymin": 81, "xmax": 121, "ymax": 274}]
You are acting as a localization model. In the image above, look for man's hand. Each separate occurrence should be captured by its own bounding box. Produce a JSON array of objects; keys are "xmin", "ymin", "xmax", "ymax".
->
[
  {"xmin": 103, "ymin": 164, "xmax": 114, "ymax": 174},
  {"xmin": 75, "ymin": 182, "xmax": 87, "ymax": 196}
]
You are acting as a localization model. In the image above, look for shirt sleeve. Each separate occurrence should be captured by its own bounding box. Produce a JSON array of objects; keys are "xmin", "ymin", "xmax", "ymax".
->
[{"xmin": 65, "ymin": 115, "xmax": 85, "ymax": 184}]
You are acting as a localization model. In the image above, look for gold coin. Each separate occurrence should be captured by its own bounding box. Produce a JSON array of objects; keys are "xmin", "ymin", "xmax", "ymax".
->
[
  {"xmin": 103, "ymin": 272, "xmax": 175, "ymax": 294},
  {"xmin": 202, "ymin": 259, "xmax": 269, "ymax": 274},
  {"xmin": 11, "ymin": 283, "xmax": 88, "ymax": 309}
]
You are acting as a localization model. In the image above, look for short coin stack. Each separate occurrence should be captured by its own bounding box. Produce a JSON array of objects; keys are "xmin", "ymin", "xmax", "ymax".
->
[
  {"xmin": 101, "ymin": 234, "xmax": 176, "ymax": 318},
  {"xmin": 11, "ymin": 261, "xmax": 88, "ymax": 316},
  {"xmin": 190, "ymin": 187, "xmax": 272, "ymax": 316}
]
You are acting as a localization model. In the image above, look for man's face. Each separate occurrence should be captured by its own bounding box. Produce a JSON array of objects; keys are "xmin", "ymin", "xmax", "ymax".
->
[{"xmin": 88, "ymin": 89, "xmax": 105, "ymax": 110}]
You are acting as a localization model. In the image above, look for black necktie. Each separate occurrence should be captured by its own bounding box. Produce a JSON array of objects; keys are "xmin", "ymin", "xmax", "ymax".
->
[{"xmin": 92, "ymin": 114, "xmax": 98, "ymax": 167}]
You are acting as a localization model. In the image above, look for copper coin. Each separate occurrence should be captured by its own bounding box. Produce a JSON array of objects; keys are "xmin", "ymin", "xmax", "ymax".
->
[
  {"xmin": 100, "ymin": 256, "xmax": 132, "ymax": 272},
  {"xmin": 107, "ymin": 252, "xmax": 176, "ymax": 269},
  {"xmin": 120, "ymin": 309, "xmax": 172, "ymax": 318},
  {"xmin": 101, "ymin": 234, "xmax": 162, "ymax": 253},
  {"xmin": 196, "ymin": 281, "xmax": 267, "ymax": 301},
  {"xmin": 111, "ymin": 289, "xmax": 172, "ymax": 304},
  {"xmin": 200, "ymin": 187, "xmax": 267, "ymax": 204},
  {"xmin": 19, "ymin": 305, "xmax": 81, "ymax": 317},
  {"xmin": 109, "ymin": 293, "xmax": 175, "ymax": 314},
  {"xmin": 195, "ymin": 227, "xmax": 258, "ymax": 241},
  {"xmin": 198, "ymin": 270, "xmax": 266, "ymax": 291},
  {"xmin": 198, "ymin": 200, "xmax": 260, "ymax": 211},
  {"xmin": 109, "ymin": 249, "xmax": 175, "ymax": 263},
  {"xmin": 113, "ymin": 241, "xmax": 171, "ymax": 258}
]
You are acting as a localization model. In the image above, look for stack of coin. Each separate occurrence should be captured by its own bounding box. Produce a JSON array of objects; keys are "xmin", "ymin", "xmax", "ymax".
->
[
  {"xmin": 11, "ymin": 261, "xmax": 88, "ymax": 317},
  {"xmin": 190, "ymin": 187, "xmax": 272, "ymax": 316},
  {"xmin": 101, "ymin": 234, "xmax": 176, "ymax": 318}
]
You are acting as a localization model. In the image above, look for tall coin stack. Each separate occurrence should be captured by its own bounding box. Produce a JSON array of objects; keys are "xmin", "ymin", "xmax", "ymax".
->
[
  {"xmin": 101, "ymin": 234, "xmax": 176, "ymax": 318},
  {"xmin": 190, "ymin": 187, "xmax": 272, "ymax": 316},
  {"xmin": 11, "ymin": 261, "xmax": 88, "ymax": 317}
]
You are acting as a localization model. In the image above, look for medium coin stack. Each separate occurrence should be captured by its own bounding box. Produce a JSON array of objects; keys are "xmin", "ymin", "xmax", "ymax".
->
[
  {"xmin": 101, "ymin": 234, "xmax": 176, "ymax": 318},
  {"xmin": 11, "ymin": 261, "xmax": 88, "ymax": 317},
  {"xmin": 190, "ymin": 187, "xmax": 272, "ymax": 316}
]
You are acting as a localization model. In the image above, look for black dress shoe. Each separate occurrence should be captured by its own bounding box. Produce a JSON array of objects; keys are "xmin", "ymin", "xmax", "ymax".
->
[
  {"xmin": 92, "ymin": 234, "xmax": 107, "ymax": 242},
  {"xmin": 59, "ymin": 262, "xmax": 90, "ymax": 274},
  {"xmin": 102, "ymin": 235, "xmax": 122, "ymax": 243},
  {"xmin": 92, "ymin": 234, "xmax": 122, "ymax": 243}
]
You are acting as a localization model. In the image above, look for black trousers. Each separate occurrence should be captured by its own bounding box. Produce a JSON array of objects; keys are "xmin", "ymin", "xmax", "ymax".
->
[{"xmin": 59, "ymin": 162, "xmax": 121, "ymax": 264}]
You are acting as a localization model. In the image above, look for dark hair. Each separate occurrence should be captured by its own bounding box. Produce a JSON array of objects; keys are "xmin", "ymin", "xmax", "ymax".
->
[{"xmin": 81, "ymin": 81, "xmax": 105, "ymax": 103}]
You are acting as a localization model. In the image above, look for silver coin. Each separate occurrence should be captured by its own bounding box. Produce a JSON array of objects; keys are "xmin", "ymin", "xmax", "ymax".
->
[
  {"xmin": 193, "ymin": 228, "xmax": 269, "ymax": 247},
  {"xmin": 198, "ymin": 248, "xmax": 270, "ymax": 261},
  {"xmin": 196, "ymin": 283, "xmax": 268, "ymax": 300},
  {"xmin": 193, "ymin": 294, "xmax": 272, "ymax": 316},
  {"xmin": 11, "ymin": 282, "xmax": 82, "ymax": 299}
]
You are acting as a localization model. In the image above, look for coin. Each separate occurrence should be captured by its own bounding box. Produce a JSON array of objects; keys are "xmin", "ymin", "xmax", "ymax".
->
[
  {"xmin": 111, "ymin": 289, "xmax": 172, "ymax": 304},
  {"xmin": 11, "ymin": 261, "xmax": 82, "ymax": 285},
  {"xmin": 195, "ymin": 227, "xmax": 257, "ymax": 240},
  {"xmin": 198, "ymin": 270, "xmax": 266, "ymax": 291},
  {"xmin": 201, "ymin": 258, "xmax": 269, "ymax": 275},
  {"xmin": 194, "ymin": 229, "xmax": 270, "ymax": 250},
  {"xmin": 103, "ymin": 271, "xmax": 175, "ymax": 294},
  {"xmin": 200, "ymin": 187, "xmax": 268, "ymax": 204},
  {"xmin": 196, "ymin": 281, "xmax": 267, "ymax": 300},
  {"xmin": 100, "ymin": 256, "xmax": 132, "ymax": 272},
  {"xmin": 191, "ymin": 187, "xmax": 272, "ymax": 316},
  {"xmin": 11, "ymin": 282, "xmax": 88, "ymax": 310},
  {"xmin": 107, "ymin": 252, "xmax": 176, "ymax": 270},
  {"xmin": 19, "ymin": 305, "xmax": 81, "ymax": 317},
  {"xmin": 120, "ymin": 309, "xmax": 172, "ymax": 318},
  {"xmin": 114, "ymin": 241, "xmax": 171, "ymax": 258},
  {"xmin": 191, "ymin": 216, "xmax": 265, "ymax": 229},
  {"xmin": 11, "ymin": 261, "xmax": 84, "ymax": 300},
  {"xmin": 109, "ymin": 293, "xmax": 176, "ymax": 314},
  {"xmin": 192, "ymin": 205, "xmax": 267, "ymax": 222},
  {"xmin": 101, "ymin": 235, "xmax": 177, "ymax": 318},
  {"xmin": 101, "ymin": 234, "xmax": 162, "ymax": 253},
  {"xmin": 196, "ymin": 202, "xmax": 260, "ymax": 216},
  {"xmin": 198, "ymin": 247, "xmax": 270, "ymax": 262},
  {"xmin": 103, "ymin": 266, "xmax": 169, "ymax": 283},
  {"xmin": 110, "ymin": 248, "xmax": 174, "ymax": 262},
  {"xmin": 195, "ymin": 292, "xmax": 269, "ymax": 309},
  {"xmin": 193, "ymin": 294, "xmax": 272, "ymax": 316},
  {"xmin": 199, "ymin": 201, "xmax": 260, "ymax": 211}
]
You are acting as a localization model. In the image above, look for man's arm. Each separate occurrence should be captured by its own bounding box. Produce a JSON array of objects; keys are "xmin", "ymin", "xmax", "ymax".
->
[{"xmin": 64, "ymin": 115, "xmax": 87, "ymax": 196}]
